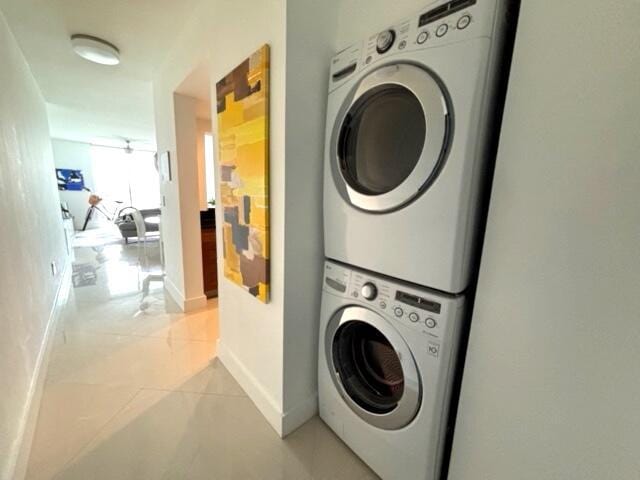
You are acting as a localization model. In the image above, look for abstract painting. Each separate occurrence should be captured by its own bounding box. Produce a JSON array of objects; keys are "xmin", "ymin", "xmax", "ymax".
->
[
  {"xmin": 216, "ymin": 45, "xmax": 270, "ymax": 303},
  {"xmin": 56, "ymin": 168, "xmax": 85, "ymax": 191}
]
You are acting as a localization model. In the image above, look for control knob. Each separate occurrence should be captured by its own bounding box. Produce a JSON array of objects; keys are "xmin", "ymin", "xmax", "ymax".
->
[
  {"xmin": 361, "ymin": 282, "xmax": 378, "ymax": 300},
  {"xmin": 376, "ymin": 29, "xmax": 396, "ymax": 54}
]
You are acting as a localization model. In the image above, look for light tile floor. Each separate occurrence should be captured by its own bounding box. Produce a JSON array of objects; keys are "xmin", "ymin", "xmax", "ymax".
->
[{"xmin": 26, "ymin": 240, "xmax": 376, "ymax": 479}]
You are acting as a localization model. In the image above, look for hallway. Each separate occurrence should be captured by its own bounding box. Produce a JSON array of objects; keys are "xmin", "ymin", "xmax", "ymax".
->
[{"xmin": 26, "ymin": 241, "xmax": 375, "ymax": 480}]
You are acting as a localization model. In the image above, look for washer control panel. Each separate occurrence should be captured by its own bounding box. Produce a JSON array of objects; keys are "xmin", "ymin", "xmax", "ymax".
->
[
  {"xmin": 376, "ymin": 29, "xmax": 396, "ymax": 54},
  {"xmin": 415, "ymin": 0, "xmax": 476, "ymax": 44},
  {"xmin": 329, "ymin": 0, "xmax": 498, "ymax": 92},
  {"xmin": 323, "ymin": 261, "xmax": 460, "ymax": 339},
  {"xmin": 360, "ymin": 282, "xmax": 378, "ymax": 300}
]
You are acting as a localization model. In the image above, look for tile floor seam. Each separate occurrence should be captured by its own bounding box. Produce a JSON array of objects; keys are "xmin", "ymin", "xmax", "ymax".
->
[
  {"xmin": 51, "ymin": 387, "xmax": 146, "ymax": 478},
  {"xmin": 30, "ymin": 240, "xmax": 374, "ymax": 478},
  {"xmin": 139, "ymin": 386, "xmax": 248, "ymax": 398},
  {"xmin": 57, "ymin": 330, "xmax": 217, "ymax": 343}
]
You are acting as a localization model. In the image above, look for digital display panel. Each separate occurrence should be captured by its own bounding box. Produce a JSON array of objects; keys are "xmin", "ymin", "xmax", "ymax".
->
[
  {"xmin": 419, "ymin": 0, "xmax": 476, "ymax": 27},
  {"xmin": 396, "ymin": 291, "xmax": 441, "ymax": 313}
]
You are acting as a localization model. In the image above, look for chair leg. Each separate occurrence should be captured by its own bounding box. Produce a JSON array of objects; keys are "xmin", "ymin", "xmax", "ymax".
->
[{"xmin": 82, "ymin": 206, "xmax": 93, "ymax": 231}]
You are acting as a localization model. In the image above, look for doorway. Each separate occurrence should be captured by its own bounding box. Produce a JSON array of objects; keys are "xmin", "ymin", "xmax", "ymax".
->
[{"xmin": 174, "ymin": 63, "xmax": 218, "ymax": 299}]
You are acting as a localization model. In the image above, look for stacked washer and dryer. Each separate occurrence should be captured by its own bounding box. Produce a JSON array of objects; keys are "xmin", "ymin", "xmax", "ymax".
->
[{"xmin": 318, "ymin": 1, "xmax": 512, "ymax": 479}]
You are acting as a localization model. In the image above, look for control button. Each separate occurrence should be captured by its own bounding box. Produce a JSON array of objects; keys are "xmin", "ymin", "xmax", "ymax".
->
[
  {"xmin": 417, "ymin": 31, "xmax": 429, "ymax": 44},
  {"xmin": 409, "ymin": 312, "xmax": 419, "ymax": 323},
  {"xmin": 398, "ymin": 40, "xmax": 407, "ymax": 50},
  {"xmin": 393, "ymin": 307, "xmax": 404, "ymax": 318},
  {"xmin": 379, "ymin": 301, "xmax": 387, "ymax": 309},
  {"xmin": 376, "ymin": 29, "xmax": 396, "ymax": 54},
  {"xmin": 361, "ymin": 282, "xmax": 378, "ymax": 301},
  {"xmin": 365, "ymin": 55, "xmax": 372, "ymax": 64},
  {"xmin": 425, "ymin": 317, "xmax": 437, "ymax": 328},
  {"xmin": 352, "ymin": 291, "xmax": 359, "ymax": 298},
  {"xmin": 436, "ymin": 24, "xmax": 448, "ymax": 37},
  {"xmin": 457, "ymin": 14, "xmax": 471, "ymax": 30}
]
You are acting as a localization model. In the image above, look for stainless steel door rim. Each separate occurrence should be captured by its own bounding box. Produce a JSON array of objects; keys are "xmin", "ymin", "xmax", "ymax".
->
[
  {"xmin": 325, "ymin": 306, "xmax": 422, "ymax": 430},
  {"xmin": 331, "ymin": 63, "xmax": 451, "ymax": 213}
]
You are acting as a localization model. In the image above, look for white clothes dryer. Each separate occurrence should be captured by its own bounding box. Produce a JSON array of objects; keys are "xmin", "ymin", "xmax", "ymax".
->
[{"xmin": 323, "ymin": 0, "xmax": 510, "ymax": 293}]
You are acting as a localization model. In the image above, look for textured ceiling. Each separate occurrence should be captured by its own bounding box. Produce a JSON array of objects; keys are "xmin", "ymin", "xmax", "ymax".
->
[{"xmin": 0, "ymin": 0, "xmax": 201, "ymax": 148}]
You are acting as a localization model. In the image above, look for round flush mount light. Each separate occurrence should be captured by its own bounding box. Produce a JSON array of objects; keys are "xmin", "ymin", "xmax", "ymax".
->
[{"xmin": 71, "ymin": 34, "xmax": 120, "ymax": 65}]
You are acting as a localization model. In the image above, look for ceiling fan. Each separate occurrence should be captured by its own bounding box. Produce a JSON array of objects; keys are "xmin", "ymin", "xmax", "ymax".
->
[{"xmin": 93, "ymin": 135, "xmax": 156, "ymax": 153}]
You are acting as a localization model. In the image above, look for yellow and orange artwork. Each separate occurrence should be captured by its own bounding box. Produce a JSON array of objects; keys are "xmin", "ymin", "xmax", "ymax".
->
[{"xmin": 216, "ymin": 45, "xmax": 270, "ymax": 302}]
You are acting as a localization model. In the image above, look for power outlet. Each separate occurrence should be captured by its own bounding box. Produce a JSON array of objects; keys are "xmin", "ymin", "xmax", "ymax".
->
[{"xmin": 50, "ymin": 261, "xmax": 58, "ymax": 277}]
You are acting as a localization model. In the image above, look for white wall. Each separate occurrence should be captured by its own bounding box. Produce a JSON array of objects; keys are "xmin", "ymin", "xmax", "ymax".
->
[
  {"xmin": 174, "ymin": 93, "xmax": 206, "ymax": 308},
  {"xmin": 281, "ymin": 0, "xmax": 339, "ymax": 429},
  {"xmin": 51, "ymin": 139, "xmax": 93, "ymax": 230},
  {"xmin": 52, "ymin": 139, "xmax": 95, "ymax": 189},
  {"xmin": 153, "ymin": 87, "xmax": 207, "ymax": 311},
  {"xmin": 153, "ymin": 0, "xmax": 343, "ymax": 435},
  {"xmin": 206, "ymin": 0, "xmax": 289, "ymax": 433},
  {"xmin": 0, "ymin": 11, "xmax": 68, "ymax": 480},
  {"xmin": 449, "ymin": 2, "xmax": 640, "ymax": 479},
  {"xmin": 152, "ymin": 0, "xmax": 288, "ymax": 429}
]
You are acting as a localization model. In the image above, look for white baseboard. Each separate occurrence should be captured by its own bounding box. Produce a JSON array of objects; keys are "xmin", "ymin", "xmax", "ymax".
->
[
  {"xmin": 217, "ymin": 340, "xmax": 285, "ymax": 436},
  {"xmin": 164, "ymin": 276, "xmax": 184, "ymax": 310},
  {"xmin": 282, "ymin": 392, "xmax": 318, "ymax": 437},
  {"xmin": 164, "ymin": 276, "xmax": 207, "ymax": 312},
  {"xmin": 217, "ymin": 340, "xmax": 318, "ymax": 438},
  {"xmin": 183, "ymin": 294, "xmax": 208, "ymax": 312},
  {"xmin": 12, "ymin": 259, "xmax": 72, "ymax": 480}
]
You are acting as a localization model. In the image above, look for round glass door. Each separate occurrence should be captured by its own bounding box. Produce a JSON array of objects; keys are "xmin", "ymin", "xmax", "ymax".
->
[
  {"xmin": 326, "ymin": 306, "xmax": 421, "ymax": 430},
  {"xmin": 333, "ymin": 321, "xmax": 405, "ymax": 413},
  {"xmin": 338, "ymin": 85, "xmax": 426, "ymax": 196},
  {"xmin": 332, "ymin": 63, "xmax": 450, "ymax": 212}
]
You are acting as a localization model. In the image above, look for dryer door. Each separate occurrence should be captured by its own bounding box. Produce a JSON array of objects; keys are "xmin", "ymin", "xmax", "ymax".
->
[
  {"xmin": 326, "ymin": 306, "xmax": 421, "ymax": 430},
  {"xmin": 333, "ymin": 63, "xmax": 450, "ymax": 212}
]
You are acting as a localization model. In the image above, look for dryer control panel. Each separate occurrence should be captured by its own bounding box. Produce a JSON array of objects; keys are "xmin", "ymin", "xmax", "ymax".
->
[
  {"xmin": 323, "ymin": 260, "xmax": 464, "ymax": 341},
  {"xmin": 329, "ymin": 0, "xmax": 502, "ymax": 92}
]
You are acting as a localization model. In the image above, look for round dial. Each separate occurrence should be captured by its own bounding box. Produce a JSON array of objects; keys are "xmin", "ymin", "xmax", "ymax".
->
[
  {"xmin": 376, "ymin": 29, "xmax": 396, "ymax": 54},
  {"xmin": 360, "ymin": 282, "xmax": 378, "ymax": 300}
]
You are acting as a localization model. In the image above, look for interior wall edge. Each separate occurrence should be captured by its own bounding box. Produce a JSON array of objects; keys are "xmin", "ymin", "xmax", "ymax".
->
[
  {"xmin": 280, "ymin": 392, "xmax": 319, "ymax": 437},
  {"xmin": 164, "ymin": 275, "xmax": 187, "ymax": 313}
]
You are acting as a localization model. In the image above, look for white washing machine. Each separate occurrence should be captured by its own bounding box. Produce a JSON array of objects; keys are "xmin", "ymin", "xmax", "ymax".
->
[
  {"xmin": 318, "ymin": 260, "xmax": 464, "ymax": 480},
  {"xmin": 323, "ymin": 0, "xmax": 510, "ymax": 294}
]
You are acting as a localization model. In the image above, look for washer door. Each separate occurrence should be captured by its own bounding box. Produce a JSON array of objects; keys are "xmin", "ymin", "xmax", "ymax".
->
[
  {"xmin": 326, "ymin": 306, "xmax": 421, "ymax": 430},
  {"xmin": 333, "ymin": 63, "xmax": 450, "ymax": 212}
]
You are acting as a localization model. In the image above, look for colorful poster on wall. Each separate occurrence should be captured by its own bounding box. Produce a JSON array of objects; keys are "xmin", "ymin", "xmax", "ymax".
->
[
  {"xmin": 216, "ymin": 44, "xmax": 270, "ymax": 303},
  {"xmin": 56, "ymin": 168, "xmax": 85, "ymax": 191}
]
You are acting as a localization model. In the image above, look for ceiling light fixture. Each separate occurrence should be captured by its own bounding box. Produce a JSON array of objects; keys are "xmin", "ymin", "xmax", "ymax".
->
[{"xmin": 71, "ymin": 34, "xmax": 120, "ymax": 65}]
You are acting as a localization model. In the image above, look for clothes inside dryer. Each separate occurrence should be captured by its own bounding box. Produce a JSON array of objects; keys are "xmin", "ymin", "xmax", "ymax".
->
[
  {"xmin": 333, "ymin": 320, "xmax": 405, "ymax": 414},
  {"xmin": 325, "ymin": 305, "xmax": 422, "ymax": 430}
]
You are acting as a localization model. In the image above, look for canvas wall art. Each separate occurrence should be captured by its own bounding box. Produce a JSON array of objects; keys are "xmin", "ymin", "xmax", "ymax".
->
[
  {"xmin": 56, "ymin": 168, "xmax": 85, "ymax": 191},
  {"xmin": 216, "ymin": 44, "xmax": 270, "ymax": 303}
]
